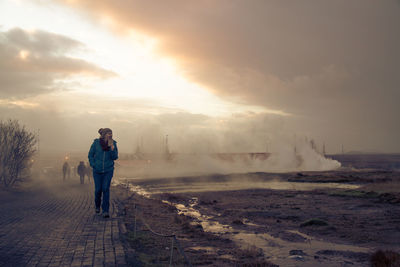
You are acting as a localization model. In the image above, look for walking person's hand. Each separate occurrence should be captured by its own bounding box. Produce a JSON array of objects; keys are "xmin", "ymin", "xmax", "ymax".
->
[{"xmin": 107, "ymin": 136, "xmax": 114, "ymax": 150}]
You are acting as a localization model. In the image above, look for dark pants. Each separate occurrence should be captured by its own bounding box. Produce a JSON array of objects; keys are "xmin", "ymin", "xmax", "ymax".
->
[
  {"xmin": 93, "ymin": 170, "xmax": 113, "ymax": 213},
  {"xmin": 79, "ymin": 174, "xmax": 84, "ymax": 184}
]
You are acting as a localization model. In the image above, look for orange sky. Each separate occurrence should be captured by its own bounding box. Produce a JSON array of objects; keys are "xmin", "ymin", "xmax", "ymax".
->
[{"xmin": 0, "ymin": 0, "xmax": 399, "ymax": 153}]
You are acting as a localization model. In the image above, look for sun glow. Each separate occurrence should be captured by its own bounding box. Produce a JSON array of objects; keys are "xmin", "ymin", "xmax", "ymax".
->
[
  {"xmin": 1, "ymin": 0, "xmax": 280, "ymax": 117},
  {"xmin": 99, "ymin": 13, "xmax": 115, "ymax": 27},
  {"xmin": 19, "ymin": 50, "xmax": 30, "ymax": 60}
]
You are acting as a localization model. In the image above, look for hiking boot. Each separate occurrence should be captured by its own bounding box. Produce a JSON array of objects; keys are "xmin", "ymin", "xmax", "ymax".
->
[
  {"xmin": 95, "ymin": 207, "xmax": 100, "ymax": 214},
  {"xmin": 103, "ymin": 212, "xmax": 110, "ymax": 218}
]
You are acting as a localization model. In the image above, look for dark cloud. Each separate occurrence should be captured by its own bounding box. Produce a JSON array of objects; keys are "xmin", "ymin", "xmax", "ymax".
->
[
  {"xmin": 0, "ymin": 28, "xmax": 116, "ymax": 99},
  {"xmin": 55, "ymin": 0, "xmax": 400, "ymax": 152}
]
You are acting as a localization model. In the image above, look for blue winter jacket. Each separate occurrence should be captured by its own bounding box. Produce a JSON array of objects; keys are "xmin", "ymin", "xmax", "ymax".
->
[{"xmin": 88, "ymin": 139, "xmax": 118, "ymax": 173}]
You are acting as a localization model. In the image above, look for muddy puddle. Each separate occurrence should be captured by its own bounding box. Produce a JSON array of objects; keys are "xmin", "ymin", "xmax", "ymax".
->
[
  {"xmin": 118, "ymin": 176, "xmax": 360, "ymax": 194},
  {"xmin": 163, "ymin": 196, "xmax": 371, "ymax": 267},
  {"xmin": 114, "ymin": 177, "xmax": 371, "ymax": 266}
]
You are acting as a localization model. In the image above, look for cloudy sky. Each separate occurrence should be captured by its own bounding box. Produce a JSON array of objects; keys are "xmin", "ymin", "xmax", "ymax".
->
[{"xmin": 0, "ymin": 0, "xmax": 399, "ymax": 154}]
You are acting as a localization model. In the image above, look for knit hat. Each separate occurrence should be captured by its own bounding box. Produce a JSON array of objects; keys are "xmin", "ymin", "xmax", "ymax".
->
[{"xmin": 98, "ymin": 128, "xmax": 112, "ymax": 138}]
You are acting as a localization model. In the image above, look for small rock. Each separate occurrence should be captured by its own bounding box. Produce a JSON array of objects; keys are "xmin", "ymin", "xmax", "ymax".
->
[
  {"xmin": 289, "ymin": 255, "xmax": 304, "ymax": 261},
  {"xmin": 290, "ymin": 250, "xmax": 307, "ymax": 256},
  {"xmin": 300, "ymin": 218, "xmax": 328, "ymax": 227},
  {"xmin": 232, "ymin": 219, "xmax": 243, "ymax": 225}
]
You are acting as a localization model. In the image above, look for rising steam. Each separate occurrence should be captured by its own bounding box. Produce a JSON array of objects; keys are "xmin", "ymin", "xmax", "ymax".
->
[{"xmin": 116, "ymin": 133, "xmax": 341, "ymax": 179}]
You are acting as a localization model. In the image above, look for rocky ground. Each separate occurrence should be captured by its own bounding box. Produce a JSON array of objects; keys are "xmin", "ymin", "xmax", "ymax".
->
[
  {"xmin": 118, "ymin": 170, "xmax": 400, "ymax": 266},
  {"xmin": 119, "ymin": 188, "xmax": 277, "ymax": 266}
]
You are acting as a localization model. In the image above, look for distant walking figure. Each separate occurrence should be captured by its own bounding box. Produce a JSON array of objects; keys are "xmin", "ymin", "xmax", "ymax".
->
[
  {"xmin": 88, "ymin": 128, "xmax": 118, "ymax": 218},
  {"xmin": 62, "ymin": 161, "xmax": 70, "ymax": 181},
  {"xmin": 77, "ymin": 161, "xmax": 86, "ymax": 184},
  {"xmin": 85, "ymin": 162, "xmax": 92, "ymax": 184}
]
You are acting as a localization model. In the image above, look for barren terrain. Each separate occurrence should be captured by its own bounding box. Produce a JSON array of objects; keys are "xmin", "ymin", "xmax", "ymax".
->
[{"xmin": 117, "ymin": 155, "xmax": 400, "ymax": 266}]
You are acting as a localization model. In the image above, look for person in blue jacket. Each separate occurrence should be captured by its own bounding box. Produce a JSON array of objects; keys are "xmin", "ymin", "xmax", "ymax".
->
[{"xmin": 88, "ymin": 128, "xmax": 118, "ymax": 218}]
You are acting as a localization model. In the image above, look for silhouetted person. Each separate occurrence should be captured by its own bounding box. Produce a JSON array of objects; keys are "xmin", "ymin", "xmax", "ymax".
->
[
  {"xmin": 77, "ymin": 161, "xmax": 86, "ymax": 184},
  {"xmin": 62, "ymin": 161, "xmax": 70, "ymax": 181},
  {"xmin": 85, "ymin": 162, "xmax": 92, "ymax": 184},
  {"xmin": 88, "ymin": 128, "xmax": 118, "ymax": 218}
]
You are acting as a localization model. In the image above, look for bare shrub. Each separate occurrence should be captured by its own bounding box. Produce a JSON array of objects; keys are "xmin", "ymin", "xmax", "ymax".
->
[
  {"xmin": 0, "ymin": 119, "xmax": 36, "ymax": 187},
  {"xmin": 370, "ymin": 250, "xmax": 400, "ymax": 267}
]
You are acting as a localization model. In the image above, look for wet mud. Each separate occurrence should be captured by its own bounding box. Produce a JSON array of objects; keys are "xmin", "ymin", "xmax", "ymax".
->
[{"xmin": 118, "ymin": 170, "xmax": 400, "ymax": 266}]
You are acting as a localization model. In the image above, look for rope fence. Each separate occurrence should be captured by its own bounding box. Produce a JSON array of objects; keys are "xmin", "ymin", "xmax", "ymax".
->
[{"xmin": 130, "ymin": 204, "xmax": 193, "ymax": 267}]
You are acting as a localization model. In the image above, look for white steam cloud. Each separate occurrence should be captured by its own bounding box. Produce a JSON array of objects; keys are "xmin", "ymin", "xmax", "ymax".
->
[{"xmin": 116, "ymin": 132, "xmax": 341, "ymax": 179}]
